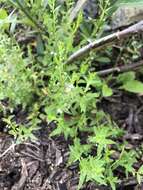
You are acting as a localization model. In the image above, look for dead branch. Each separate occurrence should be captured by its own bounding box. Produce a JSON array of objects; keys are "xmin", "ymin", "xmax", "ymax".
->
[
  {"xmin": 96, "ymin": 60, "xmax": 143, "ymax": 76},
  {"xmin": 66, "ymin": 21, "xmax": 143, "ymax": 64},
  {"xmin": 20, "ymin": 151, "xmax": 44, "ymax": 162},
  {"xmin": 0, "ymin": 143, "xmax": 16, "ymax": 158}
]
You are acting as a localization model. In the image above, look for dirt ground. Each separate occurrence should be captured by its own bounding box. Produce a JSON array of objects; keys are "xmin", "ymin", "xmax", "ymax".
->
[{"xmin": 0, "ymin": 92, "xmax": 143, "ymax": 190}]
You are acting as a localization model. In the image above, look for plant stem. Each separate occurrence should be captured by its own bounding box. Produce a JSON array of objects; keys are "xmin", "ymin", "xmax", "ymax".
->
[
  {"xmin": 66, "ymin": 21, "xmax": 143, "ymax": 64},
  {"xmin": 9, "ymin": 0, "xmax": 48, "ymax": 36}
]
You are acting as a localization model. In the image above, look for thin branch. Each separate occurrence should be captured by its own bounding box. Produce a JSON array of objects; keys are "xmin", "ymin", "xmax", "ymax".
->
[
  {"xmin": 66, "ymin": 21, "xmax": 143, "ymax": 64},
  {"xmin": 20, "ymin": 151, "xmax": 44, "ymax": 162},
  {"xmin": 0, "ymin": 143, "xmax": 16, "ymax": 158},
  {"xmin": 96, "ymin": 60, "xmax": 143, "ymax": 76}
]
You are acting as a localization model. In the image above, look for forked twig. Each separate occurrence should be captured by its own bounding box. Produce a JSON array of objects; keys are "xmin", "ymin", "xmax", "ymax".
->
[{"xmin": 66, "ymin": 21, "xmax": 143, "ymax": 64}]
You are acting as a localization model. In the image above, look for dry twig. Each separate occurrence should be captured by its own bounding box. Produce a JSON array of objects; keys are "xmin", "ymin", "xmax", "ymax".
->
[
  {"xmin": 0, "ymin": 143, "xmax": 16, "ymax": 158},
  {"xmin": 66, "ymin": 21, "xmax": 143, "ymax": 64},
  {"xmin": 96, "ymin": 60, "xmax": 143, "ymax": 76}
]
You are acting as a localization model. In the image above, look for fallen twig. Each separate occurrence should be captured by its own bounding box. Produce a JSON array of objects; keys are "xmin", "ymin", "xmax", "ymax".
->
[
  {"xmin": 21, "ymin": 142, "xmax": 41, "ymax": 151},
  {"xmin": 0, "ymin": 143, "xmax": 16, "ymax": 158},
  {"xmin": 66, "ymin": 21, "xmax": 143, "ymax": 64},
  {"xmin": 118, "ymin": 177, "xmax": 143, "ymax": 188},
  {"xmin": 20, "ymin": 151, "xmax": 44, "ymax": 162},
  {"xmin": 96, "ymin": 60, "xmax": 143, "ymax": 76}
]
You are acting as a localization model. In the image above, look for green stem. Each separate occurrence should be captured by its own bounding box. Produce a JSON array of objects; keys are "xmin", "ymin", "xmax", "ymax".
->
[
  {"xmin": 93, "ymin": 0, "xmax": 110, "ymax": 37},
  {"xmin": 9, "ymin": 0, "xmax": 48, "ymax": 36}
]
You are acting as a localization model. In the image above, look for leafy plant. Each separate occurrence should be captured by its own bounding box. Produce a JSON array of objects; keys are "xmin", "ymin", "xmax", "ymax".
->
[
  {"xmin": 0, "ymin": 0, "xmax": 143, "ymax": 190},
  {"xmin": 3, "ymin": 115, "xmax": 39, "ymax": 143},
  {"xmin": 68, "ymin": 138, "xmax": 91, "ymax": 164},
  {"xmin": 78, "ymin": 156, "xmax": 106, "ymax": 189},
  {"xmin": 68, "ymin": 123, "xmax": 137, "ymax": 189},
  {"xmin": 0, "ymin": 34, "xmax": 34, "ymax": 107},
  {"xmin": 112, "ymin": 147, "xmax": 137, "ymax": 177}
]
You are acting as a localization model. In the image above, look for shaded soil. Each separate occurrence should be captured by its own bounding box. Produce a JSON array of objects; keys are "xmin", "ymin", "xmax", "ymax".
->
[{"xmin": 0, "ymin": 92, "xmax": 143, "ymax": 190}]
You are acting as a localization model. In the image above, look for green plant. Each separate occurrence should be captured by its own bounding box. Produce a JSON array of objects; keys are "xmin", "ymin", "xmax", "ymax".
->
[
  {"xmin": 68, "ymin": 123, "xmax": 138, "ymax": 190},
  {"xmin": 3, "ymin": 114, "xmax": 39, "ymax": 143},
  {"xmin": 0, "ymin": 0, "xmax": 143, "ymax": 189},
  {"xmin": 79, "ymin": 156, "xmax": 107, "ymax": 189},
  {"xmin": 0, "ymin": 34, "xmax": 34, "ymax": 107}
]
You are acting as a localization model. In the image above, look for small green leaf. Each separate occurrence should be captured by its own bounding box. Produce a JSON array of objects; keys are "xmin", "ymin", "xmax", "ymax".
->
[
  {"xmin": 0, "ymin": 8, "xmax": 9, "ymax": 30},
  {"xmin": 112, "ymin": 150, "xmax": 137, "ymax": 177},
  {"xmin": 117, "ymin": 71, "xmax": 135, "ymax": 84},
  {"xmin": 0, "ymin": 9, "xmax": 8, "ymax": 19},
  {"xmin": 102, "ymin": 84, "xmax": 113, "ymax": 97},
  {"xmin": 68, "ymin": 138, "xmax": 91, "ymax": 164},
  {"xmin": 95, "ymin": 56, "xmax": 111, "ymax": 63},
  {"xmin": 88, "ymin": 126, "xmax": 116, "ymax": 156},
  {"xmin": 121, "ymin": 80, "xmax": 143, "ymax": 93}
]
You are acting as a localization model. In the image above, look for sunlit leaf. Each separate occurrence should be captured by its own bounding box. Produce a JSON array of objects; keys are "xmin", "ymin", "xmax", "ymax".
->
[
  {"xmin": 102, "ymin": 84, "xmax": 113, "ymax": 97},
  {"xmin": 121, "ymin": 80, "xmax": 143, "ymax": 93}
]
